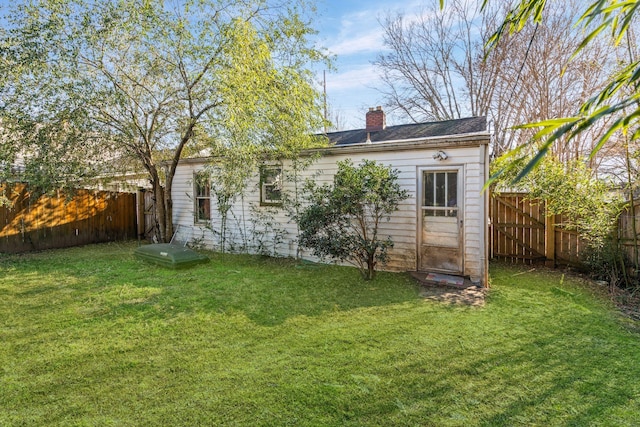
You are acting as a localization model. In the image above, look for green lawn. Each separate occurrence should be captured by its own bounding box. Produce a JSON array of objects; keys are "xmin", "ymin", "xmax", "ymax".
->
[{"xmin": 1, "ymin": 242, "xmax": 640, "ymax": 426}]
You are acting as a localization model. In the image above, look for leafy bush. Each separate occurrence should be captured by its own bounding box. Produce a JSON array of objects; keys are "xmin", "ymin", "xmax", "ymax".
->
[
  {"xmin": 297, "ymin": 159, "xmax": 408, "ymax": 280},
  {"xmin": 493, "ymin": 153, "xmax": 632, "ymax": 287},
  {"xmin": 492, "ymin": 154, "xmax": 624, "ymax": 250}
]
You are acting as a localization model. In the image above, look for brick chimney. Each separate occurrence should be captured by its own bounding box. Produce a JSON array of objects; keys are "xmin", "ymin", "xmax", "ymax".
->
[{"xmin": 365, "ymin": 106, "xmax": 386, "ymax": 132}]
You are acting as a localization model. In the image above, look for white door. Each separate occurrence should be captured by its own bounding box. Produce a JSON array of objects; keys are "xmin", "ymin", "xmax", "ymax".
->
[{"xmin": 418, "ymin": 168, "xmax": 463, "ymax": 273}]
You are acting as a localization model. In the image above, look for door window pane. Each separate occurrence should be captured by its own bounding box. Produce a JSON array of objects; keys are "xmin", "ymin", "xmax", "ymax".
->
[
  {"xmin": 423, "ymin": 171, "xmax": 458, "ymax": 215},
  {"xmin": 435, "ymin": 173, "xmax": 446, "ymax": 207},
  {"xmin": 424, "ymin": 172, "xmax": 434, "ymax": 206},
  {"xmin": 447, "ymin": 171, "xmax": 457, "ymax": 207}
]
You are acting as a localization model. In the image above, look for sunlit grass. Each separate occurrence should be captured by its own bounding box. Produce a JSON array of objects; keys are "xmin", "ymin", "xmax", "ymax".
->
[{"xmin": 1, "ymin": 242, "xmax": 639, "ymax": 426}]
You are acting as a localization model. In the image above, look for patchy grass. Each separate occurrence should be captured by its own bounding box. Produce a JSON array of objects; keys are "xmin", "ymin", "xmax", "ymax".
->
[{"xmin": 1, "ymin": 242, "xmax": 640, "ymax": 426}]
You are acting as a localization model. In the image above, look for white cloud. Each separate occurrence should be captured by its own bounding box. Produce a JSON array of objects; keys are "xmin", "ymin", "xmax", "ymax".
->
[
  {"xmin": 326, "ymin": 65, "xmax": 380, "ymax": 92},
  {"xmin": 313, "ymin": 0, "xmax": 432, "ymax": 128},
  {"xmin": 323, "ymin": 0, "xmax": 429, "ymax": 57},
  {"xmin": 323, "ymin": 7, "xmax": 387, "ymax": 56},
  {"xmin": 328, "ymin": 29, "xmax": 385, "ymax": 56}
]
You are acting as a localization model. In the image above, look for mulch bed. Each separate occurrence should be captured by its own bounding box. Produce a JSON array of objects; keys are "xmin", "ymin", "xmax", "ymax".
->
[{"xmin": 411, "ymin": 267, "xmax": 640, "ymax": 315}]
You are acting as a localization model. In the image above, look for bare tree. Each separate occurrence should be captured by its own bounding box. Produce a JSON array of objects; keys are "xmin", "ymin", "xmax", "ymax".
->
[
  {"xmin": 488, "ymin": 0, "xmax": 616, "ymax": 159},
  {"xmin": 375, "ymin": 0, "xmax": 499, "ymax": 122},
  {"xmin": 375, "ymin": 0, "xmax": 618, "ymax": 160},
  {"xmin": 325, "ymin": 103, "xmax": 348, "ymax": 132}
]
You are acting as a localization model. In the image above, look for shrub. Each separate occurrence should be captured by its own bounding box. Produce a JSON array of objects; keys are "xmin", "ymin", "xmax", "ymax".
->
[{"xmin": 297, "ymin": 159, "xmax": 408, "ymax": 280}]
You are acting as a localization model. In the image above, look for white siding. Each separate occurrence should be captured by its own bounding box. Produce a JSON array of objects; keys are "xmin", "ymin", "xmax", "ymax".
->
[{"xmin": 171, "ymin": 138, "xmax": 489, "ymax": 284}]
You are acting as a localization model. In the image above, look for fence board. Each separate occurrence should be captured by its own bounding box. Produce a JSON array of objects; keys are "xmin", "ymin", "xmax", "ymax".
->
[
  {"xmin": 555, "ymin": 225, "xmax": 582, "ymax": 266},
  {"xmin": 491, "ymin": 193, "xmax": 546, "ymax": 264},
  {"xmin": 0, "ymin": 183, "xmax": 136, "ymax": 253},
  {"xmin": 618, "ymin": 202, "xmax": 640, "ymax": 268},
  {"xmin": 490, "ymin": 193, "xmax": 594, "ymax": 268}
]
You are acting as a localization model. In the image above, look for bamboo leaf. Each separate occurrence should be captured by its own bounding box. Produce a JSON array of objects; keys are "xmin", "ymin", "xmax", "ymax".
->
[
  {"xmin": 589, "ymin": 118, "xmax": 624, "ymax": 159},
  {"xmin": 513, "ymin": 140, "xmax": 553, "ymax": 183},
  {"xmin": 569, "ymin": 21, "xmax": 609, "ymax": 61}
]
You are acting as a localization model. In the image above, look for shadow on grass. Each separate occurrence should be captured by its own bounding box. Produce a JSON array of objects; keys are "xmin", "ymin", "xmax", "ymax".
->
[
  {"xmin": 0, "ymin": 242, "xmax": 423, "ymax": 327},
  {"xmin": 148, "ymin": 252, "xmax": 423, "ymax": 326},
  {"xmin": 3, "ymin": 248, "xmax": 640, "ymax": 425},
  {"xmin": 471, "ymin": 331, "xmax": 639, "ymax": 425}
]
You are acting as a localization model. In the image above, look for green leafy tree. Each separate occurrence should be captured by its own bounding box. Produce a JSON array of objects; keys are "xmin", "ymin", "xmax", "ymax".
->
[
  {"xmin": 0, "ymin": 0, "xmax": 328, "ymax": 241},
  {"xmin": 493, "ymin": 152, "xmax": 628, "ymax": 285},
  {"xmin": 493, "ymin": 154, "xmax": 624, "ymax": 249},
  {"xmin": 297, "ymin": 159, "xmax": 409, "ymax": 280}
]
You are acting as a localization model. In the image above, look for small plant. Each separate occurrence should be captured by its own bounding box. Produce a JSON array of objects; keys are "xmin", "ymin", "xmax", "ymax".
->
[
  {"xmin": 297, "ymin": 159, "xmax": 408, "ymax": 280},
  {"xmin": 249, "ymin": 204, "xmax": 288, "ymax": 257},
  {"xmin": 582, "ymin": 238, "xmax": 640, "ymax": 290},
  {"xmin": 206, "ymin": 153, "xmax": 253, "ymax": 253},
  {"xmin": 187, "ymin": 228, "xmax": 208, "ymax": 251}
]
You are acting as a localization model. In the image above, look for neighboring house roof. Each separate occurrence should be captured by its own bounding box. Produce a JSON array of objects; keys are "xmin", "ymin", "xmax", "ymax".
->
[{"xmin": 325, "ymin": 116, "xmax": 487, "ymax": 146}]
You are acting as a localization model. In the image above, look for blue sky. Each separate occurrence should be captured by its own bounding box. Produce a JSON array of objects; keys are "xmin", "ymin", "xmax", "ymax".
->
[
  {"xmin": 0, "ymin": 0, "xmax": 423, "ymax": 130},
  {"xmin": 313, "ymin": 0, "xmax": 425, "ymax": 129}
]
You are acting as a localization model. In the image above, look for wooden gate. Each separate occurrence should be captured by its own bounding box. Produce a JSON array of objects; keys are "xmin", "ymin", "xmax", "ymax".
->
[
  {"xmin": 490, "ymin": 192, "xmax": 584, "ymax": 266},
  {"xmin": 490, "ymin": 193, "xmax": 546, "ymax": 264},
  {"xmin": 136, "ymin": 189, "xmax": 159, "ymax": 242}
]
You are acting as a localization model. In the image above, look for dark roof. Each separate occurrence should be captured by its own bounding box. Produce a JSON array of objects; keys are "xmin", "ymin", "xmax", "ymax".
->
[{"xmin": 324, "ymin": 116, "xmax": 487, "ymax": 146}]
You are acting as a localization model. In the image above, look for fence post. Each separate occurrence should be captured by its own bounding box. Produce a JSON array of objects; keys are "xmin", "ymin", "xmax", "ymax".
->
[
  {"xmin": 545, "ymin": 211, "xmax": 556, "ymax": 268},
  {"xmin": 136, "ymin": 188, "xmax": 145, "ymax": 241}
]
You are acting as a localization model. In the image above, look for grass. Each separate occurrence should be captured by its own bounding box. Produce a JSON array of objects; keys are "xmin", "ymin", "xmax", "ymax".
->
[{"xmin": 1, "ymin": 241, "xmax": 640, "ymax": 426}]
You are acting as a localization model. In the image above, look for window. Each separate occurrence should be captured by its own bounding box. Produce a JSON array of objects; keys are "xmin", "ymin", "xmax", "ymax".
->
[
  {"xmin": 194, "ymin": 173, "xmax": 211, "ymax": 222},
  {"xmin": 423, "ymin": 171, "xmax": 458, "ymax": 217},
  {"xmin": 260, "ymin": 165, "xmax": 282, "ymax": 206}
]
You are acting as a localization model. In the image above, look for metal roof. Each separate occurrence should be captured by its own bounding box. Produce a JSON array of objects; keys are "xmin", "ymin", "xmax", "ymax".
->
[{"xmin": 324, "ymin": 116, "xmax": 487, "ymax": 146}]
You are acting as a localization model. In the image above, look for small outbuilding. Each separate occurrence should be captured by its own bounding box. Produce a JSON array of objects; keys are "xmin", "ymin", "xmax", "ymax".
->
[{"xmin": 171, "ymin": 107, "xmax": 490, "ymax": 285}]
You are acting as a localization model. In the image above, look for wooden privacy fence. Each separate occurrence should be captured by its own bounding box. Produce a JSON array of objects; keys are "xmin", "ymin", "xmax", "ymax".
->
[
  {"xmin": 0, "ymin": 183, "xmax": 137, "ymax": 253},
  {"xmin": 618, "ymin": 202, "xmax": 640, "ymax": 267},
  {"xmin": 490, "ymin": 193, "xmax": 583, "ymax": 266}
]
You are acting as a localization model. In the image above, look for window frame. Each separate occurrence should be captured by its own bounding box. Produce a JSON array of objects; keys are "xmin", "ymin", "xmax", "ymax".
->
[
  {"xmin": 194, "ymin": 172, "xmax": 211, "ymax": 223},
  {"xmin": 259, "ymin": 164, "xmax": 283, "ymax": 207},
  {"xmin": 422, "ymin": 170, "xmax": 458, "ymax": 217}
]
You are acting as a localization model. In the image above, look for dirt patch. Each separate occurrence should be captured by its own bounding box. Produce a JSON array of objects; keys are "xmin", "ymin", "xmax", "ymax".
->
[
  {"xmin": 409, "ymin": 271, "xmax": 486, "ymax": 306},
  {"xmin": 419, "ymin": 285, "xmax": 486, "ymax": 307}
]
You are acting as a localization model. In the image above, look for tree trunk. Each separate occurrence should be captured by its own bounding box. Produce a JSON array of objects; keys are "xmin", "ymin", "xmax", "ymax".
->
[
  {"xmin": 365, "ymin": 253, "xmax": 376, "ymax": 281},
  {"xmin": 163, "ymin": 166, "xmax": 175, "ymax": 243},
  {"xmin": 146, "ymin": 164, "xmax": 173, "ymax": 244},
  {"xmin": 153, "ymin": 182, "xmax": 168, "ymax": 243}
]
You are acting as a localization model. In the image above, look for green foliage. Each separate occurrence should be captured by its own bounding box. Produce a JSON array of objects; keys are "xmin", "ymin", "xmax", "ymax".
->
[
  {"xmin": 482, "ymin": 0, "xmax": 640, "ymax": 178},
  {"xmin": 0, "ymin": 0, "xmax": 329, "ymax": 240},
  {"xmin": 581, "ymin": 237, "xmax": 639, "ymax": 289},
  {"xmin": 202, "ymin": 13, "xmax": 328, "ymax": 249},
  {"xmin": 298, "ymin": 159, "xmax": 409, "ymax": 280},
  {"xmin": 279, "ymin": 154, "xmax": 324, "ymax": 259},
  {"xmin": 249, "ymin": 204, "xmax": 288, "ymax": 257},
  {"xmin": 212, "ymin": 15, "xmax": 329, "ymax": 155},
  {"xmin": 204, "ymin": 148, "xmax": 259, "ymax": 252},
  {"xmin": 492, "ymin": 154, "xmax": 625, "ymax": 250}
]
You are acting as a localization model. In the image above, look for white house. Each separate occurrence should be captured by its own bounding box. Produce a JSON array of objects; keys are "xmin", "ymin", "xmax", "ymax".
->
[{"xmin": 171, "ymin": 107, "xmax": 490, "ymax": 285}]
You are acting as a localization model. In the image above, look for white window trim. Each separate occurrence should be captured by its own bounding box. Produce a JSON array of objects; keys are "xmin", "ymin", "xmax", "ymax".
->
[
  {"xmin": 260, "ymin": 164, "xmax": 283, "ymax": 206},
  {"xmin": 194, "ymin": 172, "xmax": 211, "ymax": 223}
]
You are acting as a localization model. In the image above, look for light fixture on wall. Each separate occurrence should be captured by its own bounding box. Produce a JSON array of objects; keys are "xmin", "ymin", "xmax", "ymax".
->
[{"xmin": 433, "ymin": 150, "xmax": 448, "ymax": 161}]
